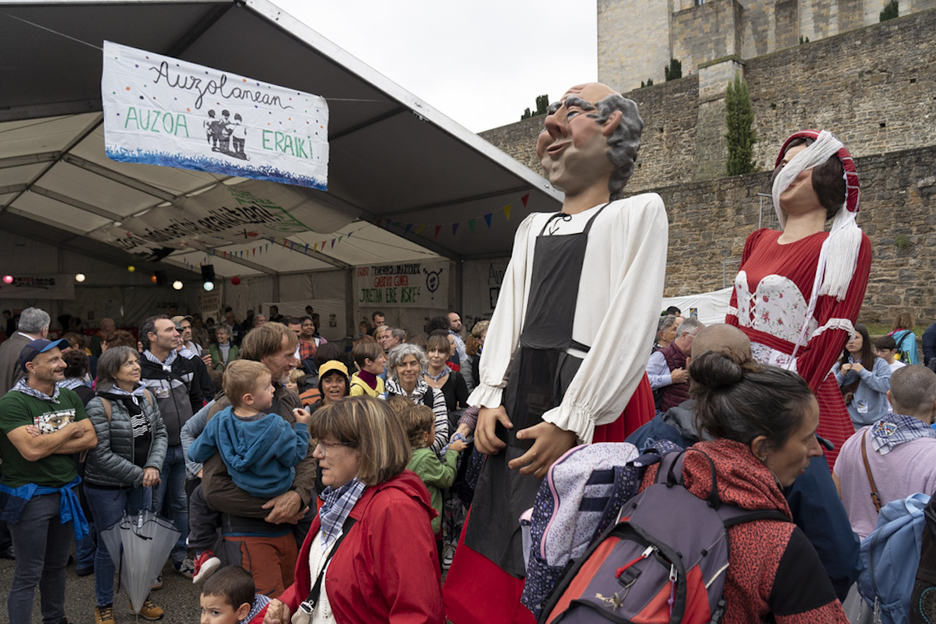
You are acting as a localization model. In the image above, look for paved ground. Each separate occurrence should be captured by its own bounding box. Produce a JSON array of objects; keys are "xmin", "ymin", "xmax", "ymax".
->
[{"xmin": 0, "ymin": 552, "xmax": 204, "ymax": 624}]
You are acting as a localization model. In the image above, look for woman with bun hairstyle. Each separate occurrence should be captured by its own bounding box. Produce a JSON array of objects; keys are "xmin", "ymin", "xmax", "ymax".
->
[
  {"xmin": 639, "ymin": 350, "xmax": 847, "ymax": 623},
  {"xmin": 726, "ymin": 130, "xmax": 872, "ymax": 468}
]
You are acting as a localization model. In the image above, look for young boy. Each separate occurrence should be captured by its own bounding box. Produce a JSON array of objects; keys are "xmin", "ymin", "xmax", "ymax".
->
[
  {"xmin": 398, "ymin": 404, "xmax": 467, "ymax": 547},
  {"xmin": 187, "ymin": 360, "xmax": 311, "ymax": 583},
  {"xmin": 188, "ymin": 359, "xmax": 311, "ymax": 498},
  {"xmin": 876, "ymin": 335, "xmax": 907, "ymax": 373},
  {"xmin": 200, "ymin": 565, "xmax": 269, "ymax": 624},
  {"xmin": 349, "ymin": 340, "xmax": 386, "ymax": 398}
]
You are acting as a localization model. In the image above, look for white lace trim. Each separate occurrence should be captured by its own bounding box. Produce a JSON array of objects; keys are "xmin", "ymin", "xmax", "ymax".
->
[{"xmin": 809, "ymin": 317, "xmax": 855, "ymax": 341}]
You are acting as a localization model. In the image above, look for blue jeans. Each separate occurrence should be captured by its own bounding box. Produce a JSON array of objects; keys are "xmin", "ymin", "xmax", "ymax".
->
[
  {"xmin": 7, "ymin": 492, "xmax": 73, "ymax": 624},
  {"xmin": 84, "ymin": 485, "xmax": 152, "ymax": 607},
  {"xmin": 153, "ymin": 444, "xmax": 189, "ymax": 563}
]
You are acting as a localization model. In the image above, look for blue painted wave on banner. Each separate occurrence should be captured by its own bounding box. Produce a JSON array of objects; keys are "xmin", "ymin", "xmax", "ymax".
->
[{"xmin": 105, "ymin": 147, "xmax": 327, "ymax": 191}]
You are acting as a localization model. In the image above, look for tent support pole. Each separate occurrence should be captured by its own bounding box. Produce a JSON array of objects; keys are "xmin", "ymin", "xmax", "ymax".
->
[
  {"xmin": 454, "ymin": 260, "xmax": 463, "ymax": 317},
  {"xmin": 345, "ymin": 268, "xmax": 355, "ymax": 338}
]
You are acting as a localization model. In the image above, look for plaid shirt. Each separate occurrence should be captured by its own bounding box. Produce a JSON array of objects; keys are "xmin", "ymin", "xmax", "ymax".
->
[
  {"xmin": 298, "ymin": 339, "xmax": 317, "ymax": 362},
  {"xmin": 318, "ymin": 477, "xmax": 366, "ymax": 551}
]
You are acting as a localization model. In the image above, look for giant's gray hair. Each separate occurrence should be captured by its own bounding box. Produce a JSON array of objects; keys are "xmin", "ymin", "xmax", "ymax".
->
[
  {"xmin": 386, "ymin": 343, "xmax": 428, "ymax": 382},
  {"xmin": 593, "ymin": 95, "xmax": 643, "ymax": 199},
  {"xmin": 17, "ymin": 307, "xmax": 50, "ymax": 334}
]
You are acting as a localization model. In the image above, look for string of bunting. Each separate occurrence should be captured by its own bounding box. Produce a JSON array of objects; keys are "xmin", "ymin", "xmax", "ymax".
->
[
  {"xmin": 373, "ymin": 193, "xmax": 529, "ymax": 238},
  {"xmin": 177, "ymin": 192, "xmax": 530, "ymax": 271}
]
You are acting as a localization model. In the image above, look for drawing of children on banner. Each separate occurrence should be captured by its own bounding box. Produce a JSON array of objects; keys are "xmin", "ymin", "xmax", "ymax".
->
[
  {"xmin": 205, "ymin": 110, "xmax": 219, "ymax": 149},
  {"xmin": 231, "ymin": 113, "xmax": 247, "ymax": 160},
  {"xmin": 205, "ymin": 110, "xmax": 248, "ymax": 160}
]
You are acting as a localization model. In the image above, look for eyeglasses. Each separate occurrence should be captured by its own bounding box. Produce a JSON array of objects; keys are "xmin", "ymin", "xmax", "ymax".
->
[{"xmin": 314, "ymin": 439, "xmax": 351, "ymax": 457}]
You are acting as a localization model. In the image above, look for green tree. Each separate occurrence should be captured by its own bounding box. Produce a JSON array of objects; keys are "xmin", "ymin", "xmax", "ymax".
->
[
  {"xmin": 664, "ymin": 58, "xmax": 683, "ymax": 81},
  {"xmin": 725, "ymin": 73, "xmax": 757, "ymax": 176},
  {"xmin": 520, "ymin": 94, "xmax": 549, "ymax": 120},
  {"xmin": 880, "ymin": 0, "xmax": 898, "ymax": 21}
]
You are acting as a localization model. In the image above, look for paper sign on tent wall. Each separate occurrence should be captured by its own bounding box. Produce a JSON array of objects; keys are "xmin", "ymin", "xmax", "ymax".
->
[{"xmin": 102, "ymin": 41, "xmax": 328, "ymax": 190}]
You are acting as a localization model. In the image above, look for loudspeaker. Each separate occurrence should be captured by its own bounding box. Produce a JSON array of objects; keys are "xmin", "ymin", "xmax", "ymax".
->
[{"xmin": 201, "ymin": 265, "xmax": 216, "ymax": 283}]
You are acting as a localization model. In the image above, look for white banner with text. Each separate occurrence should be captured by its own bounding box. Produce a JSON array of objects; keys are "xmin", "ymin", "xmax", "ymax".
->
[{"xmin": 102, "ymin": 41, "xmax": 329, "ymax": 189}]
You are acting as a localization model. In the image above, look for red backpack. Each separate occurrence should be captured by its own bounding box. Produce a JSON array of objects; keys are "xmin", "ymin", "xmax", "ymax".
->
[{"xmin": 539, "ymin": 449, "xmax": 789, "ymax": 624}]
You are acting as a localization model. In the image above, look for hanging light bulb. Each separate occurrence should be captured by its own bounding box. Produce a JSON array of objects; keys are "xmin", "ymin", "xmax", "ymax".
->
[
  {"xmin": 203, "ymin": 281, "xmax": 215, "ymax": 292},
  {"xmin": 127, "ymin": 265, "xmax": 136, "ymax": 272},
  {"xmin": 2, "ymin": 275, "xmax": 13, "ymax": 284},
  {"xmin": 75, "ymin": 273, "xmax": 86, "ymax": 283},
  {"xmin": 172, "ymin": 281, "xmax": 184, "ymax": 291}
]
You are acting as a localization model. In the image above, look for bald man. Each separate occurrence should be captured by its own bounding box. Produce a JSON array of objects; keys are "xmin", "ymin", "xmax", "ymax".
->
[{"xmin": 626, "ymin": 323, "xmax": 860, "ymax": 601}]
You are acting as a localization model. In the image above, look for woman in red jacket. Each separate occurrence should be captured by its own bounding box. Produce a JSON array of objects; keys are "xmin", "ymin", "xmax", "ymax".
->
[
  {"xmin": 262, "ymin": 396, "xmax": 443, "ymax": 624},
  {"xmin": 641, "ymin": 350, "xmax": 848, "ymax": 623}
]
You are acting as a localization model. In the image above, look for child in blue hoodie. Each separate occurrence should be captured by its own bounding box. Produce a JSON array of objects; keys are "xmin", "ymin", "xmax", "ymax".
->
[
  {"xmin": 188, "ymin": 359, "xmax": 311, "ymax": 497},
  {"xmin": 186, "ymin": 360, "xmax": 311, "ymax": 584}
]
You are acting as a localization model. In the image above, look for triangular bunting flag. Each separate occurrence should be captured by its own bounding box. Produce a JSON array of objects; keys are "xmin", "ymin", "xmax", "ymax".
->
[
  {"xmin": 322, "ymin": 241, "xmax": 327, "ymax": 250},
  {"xmin": 503, "ymin": 204, "xmax": 512, "ymax": 220},
  {"xmin": 484, "ymin": 213, "xmax": 493, "ymax": 228},
  {"xmin": 313, "ymin": 243, "xmax": 318, "ymax": 252},
  {"xmin": 265, "ymin": 244, "xmax": 269, "ymax": 252},
  {"xmin": 521, "ymin": 193, "xmax": 529, "ymax": 208},
  {"xmin": 452, "ymin": 223, "xmax": 459, "ymax": 236},
  {"xmin": 434, "ymin": 225, "xmax": 442, "ymax": 238},
  {"xmin": 305, "ymin": 243, "xmax": 309, "ymax": 253},
  {"xmin": 404, "ymin": 224, "xmax": 412, "ymax": 235},
  {"xmin": 338, "ymin": 236, "xmax": 344, "ymax": 243},
  {"xmin": 347, "ymin": 231, "xmax": 353, "ymax": 238},
  {"xmin": 468, "ymin": 219, "xmax": 476, "ymax": 232},
  {"xmin": 331, "ymin": 239, "xmax": 335, "ymax": 249},
  {"xmin": 375, "ymin": 218, "xmax": 383, "ymax": 228},
  {"xmin": 416, "ymin": 225, "xmax": 426, "ymax": 235}
]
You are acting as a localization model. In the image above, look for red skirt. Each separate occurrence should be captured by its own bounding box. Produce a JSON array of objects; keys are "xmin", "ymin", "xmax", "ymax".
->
[
  {"xmin": 815, "ymin": 374, "xmax": 854, "ymax": 470},
  {"xmin": 443, "ymin": 374, "xmax": 655, "ymax": 624}
]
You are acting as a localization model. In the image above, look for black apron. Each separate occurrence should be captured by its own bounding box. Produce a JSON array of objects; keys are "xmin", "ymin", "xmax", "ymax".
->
[{"xmin": 464, "ymin": 203, "xmax": 609, "ymax": 577}]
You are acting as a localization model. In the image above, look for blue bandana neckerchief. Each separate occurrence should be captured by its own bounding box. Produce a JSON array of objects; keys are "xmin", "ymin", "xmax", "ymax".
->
[
  {"xmin": 318, "ymin": 477, "xmax": 366, "ymax": 552},
  {"xmin": 12, "ymin": 377, "xmax": 60, "ymax": 403},
  {"xmin": 57, "ymin": 378, "xmax": 88, "ymax": 391},
  {"xmin": 870, "ymin": 413, "xmax": 936, "ymax": 455},
  {"xmin": 242, "ymin": 594, "xmax": 270, "ymax": 624},
  {"xmin": 143, "ymin": 348, "xmax": 177, "ymax": 372}
]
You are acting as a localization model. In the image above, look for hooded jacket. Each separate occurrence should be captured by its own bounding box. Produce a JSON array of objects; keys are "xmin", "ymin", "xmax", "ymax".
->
[
  {"xmin": 641, "ymin": 440, "xmax": 848, "ymax": 624},
  {"xmin": 272, "ymin": 470, "xmax": 443, "ymax": 624},
  {"xmin": 187, "ymin": 406, "xmax": 309, "ymax": 498}
]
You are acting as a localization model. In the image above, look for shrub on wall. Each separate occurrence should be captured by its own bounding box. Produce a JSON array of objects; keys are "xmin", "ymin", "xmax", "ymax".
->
[
  {"xmin": 664, "ymin": 58, "xmax": 683, "ymax": 81},
  {"xmin": 881, "ymin": 0, "xmax": 899, "ymax": 22},
  {"xmin": 725, "ymin": 73, "xmax": 757, "ymax": 176}
]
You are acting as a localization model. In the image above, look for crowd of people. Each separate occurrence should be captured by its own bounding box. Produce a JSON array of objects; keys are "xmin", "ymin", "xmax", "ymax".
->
[{"xmin": 3, "ymin": 80, "xmax": 936, "ymax": 624}]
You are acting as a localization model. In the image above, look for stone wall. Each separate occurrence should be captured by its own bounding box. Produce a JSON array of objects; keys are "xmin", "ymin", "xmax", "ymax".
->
[
  {"xmin": 745, "ymin": 8, "xmax": 936, "ymax": 170},
  {"xmin": 656, "ymin": 146, "xmax": 936, "ymax": 323},
  {"xmin": 483, "ymin": 9, "xmax": 936, "ymax": 193},
  {"xmin": 671, "ymin": 0, "xmax": 743, "ymax": 74},
  {"xmin": 597, "ymin": 0, "xmax": 673, "ymax": 93}
]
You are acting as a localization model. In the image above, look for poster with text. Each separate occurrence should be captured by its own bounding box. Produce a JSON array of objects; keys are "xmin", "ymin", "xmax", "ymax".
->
[
  {"xmin": 354, "ymin": 261, "xmax": 449, "ymax": 309},
  {"xmin": 102, "ymin": 41, "xmax": 328, "ymax": 189},
  {"xmin": 0, "ymin": 275, "xmax": 76, "ymax": 300}
]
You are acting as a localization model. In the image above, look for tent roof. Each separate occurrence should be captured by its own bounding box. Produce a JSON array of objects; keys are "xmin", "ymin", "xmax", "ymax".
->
[{"xmin": 0, "ymin": 0, "xmax": 562, "ymax": 277}]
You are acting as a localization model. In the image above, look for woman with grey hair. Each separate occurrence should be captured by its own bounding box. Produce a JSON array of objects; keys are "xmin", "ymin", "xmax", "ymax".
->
[
  {"xmin": 654, "ymin": 314, "xmax": 683, "ymax": 352},
  {"xmin": 385, "ymin": 343, "xmax": 449, "ymax": 453},
  {"xmin": 84, "ymin": 346, "xmax": 168, "ymax": 623}
]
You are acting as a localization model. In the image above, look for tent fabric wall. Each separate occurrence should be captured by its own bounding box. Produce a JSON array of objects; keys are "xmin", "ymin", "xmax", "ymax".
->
[
  {"xmin": 460, "ymin": 258, "xmax": 510, "ymax": 330},
  {"xmin": 0, "ymin": 229, "xmax": 199, "ymax": 329},
  {"xmin": 661, "ymin": 287, "xmax": 733, "ymax": 326}
]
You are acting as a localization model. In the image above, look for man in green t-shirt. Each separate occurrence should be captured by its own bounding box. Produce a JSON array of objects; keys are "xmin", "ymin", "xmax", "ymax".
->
[{"xmin": 0, "ymin": 338, "xmax": 97, "ymax": 624}]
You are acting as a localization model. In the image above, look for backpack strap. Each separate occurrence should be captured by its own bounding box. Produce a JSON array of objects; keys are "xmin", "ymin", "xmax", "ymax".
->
[
  {"xmin": 861, "ymin": 429, "xmax": 883, "ymax": 513},
  {"xmin": 99, "ymin": 397, "xmax": 113, "ymax": 423},
  {"xmin": 659, "ymin": 448, "xmax": 723, "ymax": 509}
]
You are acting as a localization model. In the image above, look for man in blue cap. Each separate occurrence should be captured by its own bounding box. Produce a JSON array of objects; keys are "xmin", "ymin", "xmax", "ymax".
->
[{"xmin": 0, "ymin": 338, "xmax": 97, "ymax": 624}]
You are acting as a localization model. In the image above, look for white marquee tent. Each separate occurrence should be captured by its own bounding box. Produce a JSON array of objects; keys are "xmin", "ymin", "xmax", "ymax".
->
[{"xmin": 0, "ymin": 0, "xmax": 563, "ymax": 334}]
